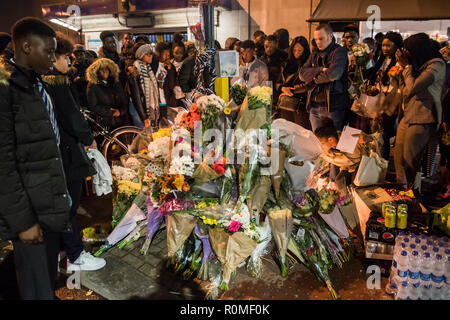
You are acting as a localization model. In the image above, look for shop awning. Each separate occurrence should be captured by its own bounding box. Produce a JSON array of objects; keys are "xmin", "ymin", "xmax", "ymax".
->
[{"xmin": 308, "ymin": 0, "xmax": 450, "ymax": 22}]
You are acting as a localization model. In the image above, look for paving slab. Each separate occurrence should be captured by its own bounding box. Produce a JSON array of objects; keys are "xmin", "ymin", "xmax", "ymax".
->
[{"xmin": 79, "ymin": 255, "xmax": 158, "ymax": 300}]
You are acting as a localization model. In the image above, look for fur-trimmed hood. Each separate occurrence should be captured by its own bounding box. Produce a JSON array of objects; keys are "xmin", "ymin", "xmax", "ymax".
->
[
  {"xmin": 86, "ymin": 57, "xmax": 120, "ymax": 85},
  {"xmin": 0, "ymin": 57, "xmax": 12, "ymax": 86}
]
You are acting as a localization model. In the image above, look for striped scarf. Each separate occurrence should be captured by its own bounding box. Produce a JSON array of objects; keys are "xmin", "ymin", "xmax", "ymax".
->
[{"xmin": 134, "ymin": 60, "xmax": 159, "ymax": 123}]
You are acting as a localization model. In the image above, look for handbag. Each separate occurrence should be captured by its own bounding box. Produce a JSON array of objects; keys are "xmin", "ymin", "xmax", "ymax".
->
[
  {"xmin": 353, "ymin": 150, "xmax": 388, "ymax": 187},
  {"xmin": 351, "ymin": 93, "xmax": 382, "ymax": 119},
  {"xmin": 277, "ymin": 94, "xmax": 300, "ymax": 112}
]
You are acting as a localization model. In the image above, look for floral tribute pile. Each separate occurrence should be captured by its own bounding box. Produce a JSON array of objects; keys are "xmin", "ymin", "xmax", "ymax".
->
[{"xmin": 95, "ymin": 84, "xmax": 356, "ymax": 299}]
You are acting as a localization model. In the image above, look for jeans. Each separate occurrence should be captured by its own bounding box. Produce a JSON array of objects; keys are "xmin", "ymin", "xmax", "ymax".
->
[
  {"xmin": 309, "ymin": 103, "xmax": 346, "ymax": 132},
  {"xmin": 128, "ymin": 99, "xmax": 144, "ymax": 128},
  {"xmin": 62, "ymin": 180, "xmax": 84, "ymax": 263}
]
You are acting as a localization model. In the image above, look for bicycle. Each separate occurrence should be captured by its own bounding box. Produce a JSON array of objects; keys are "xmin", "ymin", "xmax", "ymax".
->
[{"xmin": 81, "ymin": 109, "xmax": 142, "ymax": 163}]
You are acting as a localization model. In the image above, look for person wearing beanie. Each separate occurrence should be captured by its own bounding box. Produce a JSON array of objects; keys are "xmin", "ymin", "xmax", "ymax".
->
[
  {"xmin": 126, "ymin": 43, "xmax": 160, "ymax": 128},
  {"xmin": 274, "ymin": 28, "xmax": 290, "ymax": 54},
  {"xmin": 343, "ymin": 24, "xmax": 359, "ymax": 53}
]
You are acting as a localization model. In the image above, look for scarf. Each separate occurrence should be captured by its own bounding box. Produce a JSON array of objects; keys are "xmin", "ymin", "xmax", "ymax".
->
[{"xmin": 135, "ymin": 59, "xmax": 159, "ymax": 123}]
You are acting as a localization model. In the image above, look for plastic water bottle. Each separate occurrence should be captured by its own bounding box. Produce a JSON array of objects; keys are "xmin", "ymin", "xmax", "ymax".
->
[
  {"xmin": 396, "ymin": 281, "xmax": 409, "ymax": 300},
  {"xmin": 431, "ymin": 254, "xmax": 446, "ymax": 289},
  {"xmin": 408, "ymin": 251, "xmax": 421, "ymax": 300},
  {"xmin": 441, "ymin": 236, "xmax": 449, "ymax": 247},
  {"xmin": 420, "ymin": 234, "xmax": 427, "ymax": 242},
  {"xmin": 446, "ymin": 256, "xmax": 450, "ymax": 285},
  {"xmin": 409, "ymin": 244, "xmax": 417, "ymax": 254},
  {"xmin": 431, "ymin": 235, "xmax": 439, "ymax": 245},
  {"xmin": 420, "ymin": 252, "xmax": 433, "ymax": 287},
  {"xmin": 389, "ymin": 243, "xmax": 407, "ymax": 291},
  {"xmin": 414, "ymin": 238, "xmax": 422, "ymax": 246},
  {"xmin": 431, "ymin": 286, "xmax": 444, "ymax": 300},
  {"xmin": 396, "ymin": 232, "xmax": 406, "ymax": 246},
  {"xmin": 421, "ymin": 245, "xmax": 428, "ymax": 254},
  {"xmin": 397, "ymin": 251, "xmax": 409, "ymax": 284},
  {"xmin": 404, "ymin": 237, "xmax": 411, "ymax": 245},
  {"xmin": 432, "ymin": 247, "xmax": 440, "ymax": 256},
  {"xmin": 426, "ymin": 239, "xmax": 434, "ymax": 247}
]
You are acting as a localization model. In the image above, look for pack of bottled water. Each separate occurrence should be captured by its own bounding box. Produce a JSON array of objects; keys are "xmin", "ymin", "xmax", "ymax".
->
[{"xmin": 386, "ymin": 232, "xmax": 449, "ymax": 300}]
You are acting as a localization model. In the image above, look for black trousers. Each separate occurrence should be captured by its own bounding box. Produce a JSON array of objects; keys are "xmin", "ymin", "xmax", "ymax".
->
[
  {"xmin": 12, "ymin": 232, "xmax": 60, "ymax": 300},
  {"xmin": 62, "ymin": 180, "xmax": 84, "ymax": 263}
]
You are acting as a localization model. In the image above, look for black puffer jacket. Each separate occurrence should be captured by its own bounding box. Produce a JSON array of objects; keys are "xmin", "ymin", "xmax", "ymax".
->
[
  {"xmin": 0, "ymin": 59, "xmax": 71, "ymax": 240},
  {"xmin": 42, "ymin": 70, "xmax": 96, "ymax": 183}
]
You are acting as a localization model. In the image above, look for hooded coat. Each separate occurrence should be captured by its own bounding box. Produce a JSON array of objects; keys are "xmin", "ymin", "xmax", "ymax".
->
[
  {"xmin": 86, "ymin": 58, "xmax": 130, "ymax": 129},
  {"xmin": 0, "ymin": 58, "xmax": 71, "ymax": 240}
]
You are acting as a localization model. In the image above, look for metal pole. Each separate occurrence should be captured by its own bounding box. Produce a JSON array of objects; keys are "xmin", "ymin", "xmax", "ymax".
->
[
  {"xmin": 202, "ymin": 2, "xmax": 216, "ymax": 92},
  {"xmin": 248, "ymin": 0, "xmax": 251, "ymax": 40},
  {"xmin": 203, "ymin": 3, "xmax": 214, "ymax": 49}
]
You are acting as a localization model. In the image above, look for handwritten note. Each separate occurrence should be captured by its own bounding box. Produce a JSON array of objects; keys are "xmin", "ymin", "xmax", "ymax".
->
[{"xmin": 336, "ymin": 126, "xmax": 361, "ymax": 154}]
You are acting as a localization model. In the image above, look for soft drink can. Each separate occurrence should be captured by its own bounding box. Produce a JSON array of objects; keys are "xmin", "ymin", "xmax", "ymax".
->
[
  {"xmin": 385, "ymin": 208, "xmax": 396, "ymax": 228},
  {"xmin": 398, "ymin": 204, "xmax": 408, "ymax": 214},
  {"xmin": 397, "ymin": 210, "xmax": 408, "ymax": 230},
  {"xmin": 382, "ymin": 202, "xmax": 394, "ymax": 218}
]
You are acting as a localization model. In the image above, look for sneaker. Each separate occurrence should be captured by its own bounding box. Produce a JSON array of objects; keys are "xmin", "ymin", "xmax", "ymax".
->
[{"xmin": 67, "ymin": 250, "xmax": 106, "ymax": 272}]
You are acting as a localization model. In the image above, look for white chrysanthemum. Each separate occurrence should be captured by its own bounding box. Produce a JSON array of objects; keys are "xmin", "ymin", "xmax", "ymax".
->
[
  {"xmin": 112, "ymin": 165, "xmax": 138, "ymax": 181},
  {"xmin": 169, "ymin": 155, "xmax": 195, "ymax": 176},
  {"xmin": 196, "ymin": 94, "xmax": 226, "ymax": 112},
  {"xmin": 147, "ymin": 136, "xmax": 171, "ymax": 159}
]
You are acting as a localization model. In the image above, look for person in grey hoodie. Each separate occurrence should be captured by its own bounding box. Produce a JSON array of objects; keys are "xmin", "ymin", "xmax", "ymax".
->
[{"xmin": 394, "ymin": 33, "xmax": 446, "ymax": 188}]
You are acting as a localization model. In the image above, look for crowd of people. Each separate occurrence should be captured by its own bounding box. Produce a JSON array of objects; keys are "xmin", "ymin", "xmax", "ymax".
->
[
  {"xmin": 229, "ymin": 24, "xmax": 449, "ymax": 198},
  {"xmin": 0, "ymin": 16, "xmax": 449, "ymax": 300}
]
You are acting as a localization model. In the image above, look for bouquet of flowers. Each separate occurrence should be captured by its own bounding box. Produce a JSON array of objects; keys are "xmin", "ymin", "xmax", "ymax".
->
[
  {"xmin": 387, "ymin": 65, "xmax": 403, "ymax": 87},
  {"xmin": 246, "ymin": 217, "xmax": 272, "ymax": 278},
  {"xmin": 140, "ymin": 197, "xmax": 164, "ymax": 255},
  {"xmin": 209, "ymin": 227, "xmax": 257, "ymax": 291},
  {"xmin": 112, "ymin": 180, "xmax": 142, "ymax": 227},
  {"xmin": 268, "ymin": 207, "xmax": 294, "ymax": 277},
  {"xmin": 230, "ymin": 83, "xmax": 248, "ymax": 106},
  {"xmin": 351, "ymin": 43, "xmax": 371, "ymax": 87},
  {"xmin": 196, "ymin": 94, "xmax": 226, "ymax": 134},
  {"xmin": 166, "ymin": 211, "xmax": 199, "ymax": 267},
  {"xmin": 318, "ymin": 190, "xmax": 336, "ymax": 215},
  {"xmin": 289, "ymin": 223, "xmax": 339, "ymax": 299},
  {"xmin": 293, "ymin": 190, "xmax": 319, "ymax": 218}
]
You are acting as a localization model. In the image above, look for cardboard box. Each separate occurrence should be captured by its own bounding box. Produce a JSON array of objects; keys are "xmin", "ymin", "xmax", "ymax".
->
[{"xmin": 352, "ymin": 186, "xmax": 393, "ymax": 240}]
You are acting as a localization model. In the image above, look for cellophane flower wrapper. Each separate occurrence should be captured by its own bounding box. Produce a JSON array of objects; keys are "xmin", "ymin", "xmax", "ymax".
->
[
  {"xmin": 268, "ymin": 207, "xmax": 294, "ymax": 277},
  {"xmin": 194, "ymin": 223, "xmax": 214, "ymax": 281},
  {"xmin": 193, "ymin": 161, "xmax": 223, "ymax": 184},
  {"xmin": 246, "ymin": 175, "xmax": 271, "ymax": 222},
  {"xmin": 111, "ymin": 180, "xmax": 142, "ymax": 227},
  {"xmin": 292, "ymin": 223, "xmax": 339, "ymax": 299},
  {"xmin": 140, "ymin": 196, "xmax": 164, "ymax": 255},
  {"xmin": 166, "ymin": 212, "xmax": 198, "ymax": 266},
  {"xmin": 271, "ymin": 148, "xmax": 286, "ymax": 201},
  {"xmin": 209, "ymin": 228, "xmax": 257, "ymax": 291},
  {"xmin": 182, "ymin": 237, "xmax": 203, "ymax": 279},
  {"xmin": 247, "ymin": 217, "xmax": 272, "ymax": 278},
  {"xmin": 117, "ymin": 220, "xmax": 147, "ymax": 249}
]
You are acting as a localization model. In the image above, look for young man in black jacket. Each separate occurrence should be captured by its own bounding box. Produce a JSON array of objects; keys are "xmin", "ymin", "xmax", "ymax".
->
[
  {"xmin": 0, "ymin": 17, "xmax": 71, "ymax": 300},
  {"xmin": 299, "ymin": 23, "xmax": 350, "ymax": 132},
  {"xmin": 42, "ymin": 32, "xmax": 106, "ymax": 273}
]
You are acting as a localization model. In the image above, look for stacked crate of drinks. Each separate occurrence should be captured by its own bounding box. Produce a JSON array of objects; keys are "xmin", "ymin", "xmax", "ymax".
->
[{"xmin": 386, "ymin": 232, "xmax": 449, "ymax": 300}]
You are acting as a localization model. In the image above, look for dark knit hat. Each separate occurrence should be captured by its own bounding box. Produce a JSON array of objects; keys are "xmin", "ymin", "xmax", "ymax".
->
[
  {"xmin": 384, "ymin": 31, "xmax": 403, "ymax": 49},
  {"xmin": 0, "ymin": 32, "xmax": 11, "ymax": 52},
  {"xmin": 100, "ymin": 31, "xmax": 115, "ymax": 42},
  {"xmin": 343, "ymin": 24, "xmax": 359, "ymax": 35}
]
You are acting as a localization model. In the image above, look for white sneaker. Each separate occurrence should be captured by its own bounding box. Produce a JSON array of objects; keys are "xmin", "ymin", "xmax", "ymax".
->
[{"xmin": 67, "ymin": 250, "xmax": 106, "ymax": 272}]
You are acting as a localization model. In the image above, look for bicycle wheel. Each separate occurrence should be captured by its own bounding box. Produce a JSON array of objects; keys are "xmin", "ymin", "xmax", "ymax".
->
[{"xmin": 102, "ymin": 126, "xmax": 142, "ymax": 163}]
